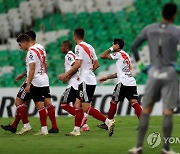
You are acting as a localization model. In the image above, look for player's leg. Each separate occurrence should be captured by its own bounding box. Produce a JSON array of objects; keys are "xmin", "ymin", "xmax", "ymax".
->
[
  {"xmin": 30, "ymin": 85, "xmax": 48, "ymax": 135},
  {"xmin": 80, "ymin": 82, "xmax": 115, "ymax": 136},
  {"xmin": 43, "ymin": 86, "xmax": 58, "ymax": 133},
  {"xmin": 126, "ymin": 86, "xmax": 142, "ymax": 119},
  {"xmin": 60, "ymin": 87, "xmax": 76, "ymax": 116},
  {"xmin": 66, "ymin": 98, "xmax": 83, "ymax": 136},
  {"xmin": 34, "ymin": 101, "xmax": 48, "ymax": 135},
  {"xmin": 1, "ymin": 97, "xmax": 26, "ymax": 133},
  {"xmin": 162, "ymin": 109, "xmax": 173, "ymax": 154},
  {"xmin": 15, "ymin": 97, "xmax": 32, "ymax": 135},
  {"xmin": 161, "ymin": 79, "xmax": 178, "ymax": 154},
  {"xmin": 44, "ymin": 98, "xmax": 59, "ymax": 133},
  {"xmin": 129, "ymin": 105, "xmax": 154, "ymax": 154},
  {"xmin": 98, "ymin": 83, "xmax": 124, "ymax": 130},
  {"xmin": 129, "ymin": 77, "xmax": 161, "ymax": 153},
  {"xmin": 13, "ymin": 83, "xmax": 32, "ymax": 135}
]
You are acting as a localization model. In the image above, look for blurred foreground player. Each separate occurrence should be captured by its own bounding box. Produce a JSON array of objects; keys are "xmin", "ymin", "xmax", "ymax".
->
[{"xmin": 129, "ymin": 3, "xmax": 180, "ymax": 154}]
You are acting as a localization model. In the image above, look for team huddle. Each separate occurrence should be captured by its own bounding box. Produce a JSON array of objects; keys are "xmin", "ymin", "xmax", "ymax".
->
[{"xmin": 0, "ymin": 28, "xmax": 142, "ymax": 136}]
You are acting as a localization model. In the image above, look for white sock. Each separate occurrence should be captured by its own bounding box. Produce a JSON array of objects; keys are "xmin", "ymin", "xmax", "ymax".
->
[
  {"xmin": 82, "ymin": 124, "xmax": 88, "ymax": 128},
  {"xmin": 105, "ymin": 118, "xmax": 111, "ymax": 126},
  {"xmin": 84, "ymin": 113, "xmax": 88, "ymax": 118},
  {"xmin": 41, "ymin": 126, "xmax": 48, "ymax": 133},
  {"xmin": 73, "ymin": 126, "xmax": 80, "ymax": 132},
  {"xmin": 24, "ymin": 123, "xmax": 31, "ymax": 128}
]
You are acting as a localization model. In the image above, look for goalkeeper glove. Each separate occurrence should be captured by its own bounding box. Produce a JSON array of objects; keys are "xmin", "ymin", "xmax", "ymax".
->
[{"xmin": 137, "ymin": 61, "xmax": 145, "ymax": 71}]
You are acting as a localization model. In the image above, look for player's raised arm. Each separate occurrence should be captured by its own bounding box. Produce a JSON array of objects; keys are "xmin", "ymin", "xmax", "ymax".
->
[{"xmin": 100, "ymin": 44, "xmax": 120, "ymax": 59}]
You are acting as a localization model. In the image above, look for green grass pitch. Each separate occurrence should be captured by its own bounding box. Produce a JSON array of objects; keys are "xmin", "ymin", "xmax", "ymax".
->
[{"xmin": 0, "ymin": 116, "xmax": 180, "ymax": 154}]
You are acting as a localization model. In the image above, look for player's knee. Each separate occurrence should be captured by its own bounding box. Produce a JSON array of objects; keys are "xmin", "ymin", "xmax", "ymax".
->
[
  {"xmin": 163, "ymin": 109, "xmax": 173, "ymax": 115},
  {"xmin": 82, "ymin": 104, "xmax": 91, "ymax": 112},
  {"xmin": 15, "ymin": 97, "xmax": 23, "ymax": 106}
]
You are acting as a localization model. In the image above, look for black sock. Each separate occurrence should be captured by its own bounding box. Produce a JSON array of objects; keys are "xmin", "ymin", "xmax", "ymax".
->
[
  {"xmin": 162, "ymin": 115, "xmax": 173, "ymax": 151},
  {"xmin": 137, "ymin": 113, "xmax": 150, "ymax": 148}
]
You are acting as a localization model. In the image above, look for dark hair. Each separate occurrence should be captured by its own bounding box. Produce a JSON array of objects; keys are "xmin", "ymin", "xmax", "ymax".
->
[
  {"xmin": 74, "ymin": 27, "xmax": 85, "ymax": 39},
  {"xmin": 16, "ymin": 34, "xmax": 30, "ymax": 43},
  {"xmin": 25, "ymin": 30, "xmax": 36, "ymax": 40},
  {"xmin": 113, "ymin": 38, "xmax": 124, "ymax": 49},
  {"xmin": 62, "ymin": 40, "xmax": 73, "ymax": 50},
  {"xmin": 162, "ymin": 3, "xmax": 177, "ymax": 20}
]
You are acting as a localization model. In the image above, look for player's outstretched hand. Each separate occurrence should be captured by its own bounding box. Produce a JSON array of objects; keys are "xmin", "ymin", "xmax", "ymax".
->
[
  {"xmin": 15, "ymin": 74, "xmax": 24, "ymax": 81},
  {"xmin": 99, "ymin": 77, "xmax": 108, "ymax": 83},
  {"xmin": 58, "ymin": 73, "xmax": 69, "ymax": 83}
]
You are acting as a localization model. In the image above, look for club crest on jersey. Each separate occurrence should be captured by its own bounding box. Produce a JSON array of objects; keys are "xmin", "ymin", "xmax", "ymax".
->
[
  {"xmin": 29, "ymin": 54, "xmax": 34, "ymax": 60},
  {"xmin": 68, "ymin": 57, "xmax": 72, "ymax": 61},
  {"xmin": 76, "ymin": 50, "xmax": 79, "ymax": 56},
  {"xmin": 112, "ymin": 52, "xmax": 117, "ymax": 56}
]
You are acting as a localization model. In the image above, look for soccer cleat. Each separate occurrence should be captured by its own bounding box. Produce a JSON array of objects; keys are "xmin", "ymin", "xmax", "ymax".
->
[
  {"xmin": 1, "ymin": 124, "xmax": 17, "ymax": 133},
  {"xmin": 80, "ymin": 125, "xmax": 90, "ymax": 131},
  {"xmin": 34, "ymin": 130, "xmax": 48, "ymax": 135},
  {"xmin": 107, "ymin": 119, "xmax": 116, "ymax": 137},
  {"xmin": 16, "ymin": 127, "xmax": 32, "ymax": 135},
  {"xmin": 66, "ymin": 130, "xmax": 81, "ymax": 136},
  {"xmin": 162, "ymin": 148, "xmax": 177, "ymax": 154},
  {"xmin": 97, "ymin": 123, "xmax": 108, "ymax": 130},
  {"xmin": 128, "ymin": 147, "xmax": 142, "ymax": 154},
  {"xmin": 48, "ymin": 128, "xmax": 59, "ymax": 133}
]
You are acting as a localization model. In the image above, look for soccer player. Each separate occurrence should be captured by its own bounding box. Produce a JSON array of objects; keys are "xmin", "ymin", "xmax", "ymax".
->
[
  {"xmin": 16, "ymin": 34, "xmax": 49, "ymax": 135},
  {"xmin": 129, "ymin": 3, "xmax": 179, "ymax": 154},
  {"xmin": 59, "ymin": 28, "xmax": 115, "ymax": 136},
  {"xmin": 25, "ymin": 30, "xmax": 58, "ymax": 134},
  {"xmin": 97, "ymin": 38, "xmax": 142, "ymax": 130},
  {"xmin": 59, "ymin": 40, "xmax": 89, "ymax": 131},
  {"xmin": 1, "ymin": 31, "xmax": 59, "ymax": 134}
]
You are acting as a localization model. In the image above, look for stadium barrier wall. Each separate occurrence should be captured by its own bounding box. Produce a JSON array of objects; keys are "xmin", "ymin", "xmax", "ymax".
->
[{"xmin": 0, "ymin": 85, "xmax": 180, "ymax": 117}]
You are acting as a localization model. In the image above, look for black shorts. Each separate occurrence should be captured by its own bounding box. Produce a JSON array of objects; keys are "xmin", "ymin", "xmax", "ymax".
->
[
  {"xmin": 30, "ymin": 84, "xmax": 51, "ymax": 102},
  {"xmin": 61, "ymin": 86, "xmax": 78, "ymax": 104},
  {"xmin": 77, "ymin": 82, "xmax": 96, "ymax": 103},
  {"xmin": 112, "ymin": 83, "xmax": 139, "ymax": 102},
  {"xmin": 17, "ymin": 83, "xmax": 31, "ymax": 101},
  {"xmin": 17, "ymin": 83, "xmax": 51, "ymax": 102}
]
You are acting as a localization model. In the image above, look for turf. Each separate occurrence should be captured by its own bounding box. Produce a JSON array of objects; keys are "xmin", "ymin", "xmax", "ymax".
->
[{"xmin": 0, "ymin": 116, "xmax": 180, "ymax": 154}]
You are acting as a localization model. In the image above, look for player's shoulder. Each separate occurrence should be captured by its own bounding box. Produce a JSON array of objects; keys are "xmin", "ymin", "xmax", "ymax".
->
[
  {"xmin": 34, "ymin": 43, "xmax": 45, "ymax": 50},
  {"xmin": 66, "ymin": 51, "xmax": 76, "ymax": 58},
  {"xmin": 119, "ymin": 50, "xmax": 131, "ymax": 58},
  {"xmin": 144, "ymin": 23, "xmax": 159, "ymax": 30}
]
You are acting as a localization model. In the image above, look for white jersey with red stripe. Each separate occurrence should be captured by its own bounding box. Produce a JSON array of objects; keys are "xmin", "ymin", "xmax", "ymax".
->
[
  {"xmin": 75, "ymin": 41, "xmax": 97, "ymax": 85},
  {"xmin": 64, "ymin": 51, "xmax": 79, "ymax": 90},
  {"xmin": 110, "ymin": 50, "xmax": 136, "ymax": 86},
  {"xmin": 26, "ymin": 43, "xmax": 49, "ymax": 87}
]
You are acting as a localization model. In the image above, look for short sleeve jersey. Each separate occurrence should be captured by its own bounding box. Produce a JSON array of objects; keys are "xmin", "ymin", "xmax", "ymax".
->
[
  {"xmin": 26, "ymin": 43, "xmax": 49, "ymax": 87},
  {"xmin": 110, "ymin": 50, "xmax": 136, "ymax": 86},
  {"xmin": 75, "ymin": 42, "xmax": 97, "ymax": 85},
  {"xmin": 64, "ymin": 51, "xmax": 79, "ymax": 90}
]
